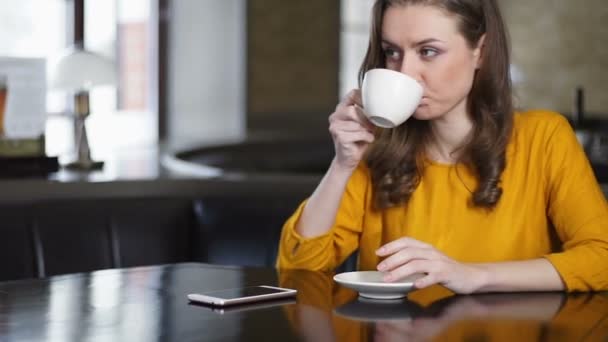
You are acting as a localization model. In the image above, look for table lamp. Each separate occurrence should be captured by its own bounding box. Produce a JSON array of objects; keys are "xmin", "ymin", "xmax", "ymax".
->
[{"xmin": 49, "ymin": 46, "xmax": 116, "ymax": 170}]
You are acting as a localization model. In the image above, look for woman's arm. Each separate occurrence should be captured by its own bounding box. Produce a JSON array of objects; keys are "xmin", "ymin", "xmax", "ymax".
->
[
  {"xmin": 474, "ymin": 258, "xmax": 564, "ymax": 292},
  {"xmin": 276, "ymin": 161, "xmax": 371, "ymax": 271},
  {"xmin": 295, "ymin": 90, "xmax": 374, "ymax": 238},
  {"xmin": 376, "ymin": 238, "xmax": 565, "ymax": 294},
  {"xmin": 276, "ymin": 90, "xmax": 374, "ymax": 270},
  {"xmin": 295, "ymin": 159, "xmax": 358, "ymax": 238},
  {"xmin": 542, "ymin": 114, "xmax": 608, "ymax": 291},
  {"xmin": 469, "ymin": 113, "xmax": 606, "ymax": 292}
]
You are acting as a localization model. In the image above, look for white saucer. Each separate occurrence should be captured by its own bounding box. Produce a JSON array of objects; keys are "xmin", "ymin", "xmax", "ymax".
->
[{"xmin": 333, "ymin": 271, "xmax": 423, "ymax": 299}]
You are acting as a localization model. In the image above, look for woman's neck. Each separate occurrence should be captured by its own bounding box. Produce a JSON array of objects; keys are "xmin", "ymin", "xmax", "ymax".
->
[{"xmin": 427, "ymin": 111, "xmax": 473, "ymax": 164}]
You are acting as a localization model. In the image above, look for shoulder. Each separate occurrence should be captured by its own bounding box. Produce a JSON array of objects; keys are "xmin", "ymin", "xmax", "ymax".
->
[
  {"xmin": 513, "ymin": 109, "xmax": 570, "ymax": 136},
  {"xmin": 512, "ymin": 109, "xmax": 574, "ymax": 146},
  {"xmin": 511, "ymin": 109, "xmax": 583, "ymax": 166}
]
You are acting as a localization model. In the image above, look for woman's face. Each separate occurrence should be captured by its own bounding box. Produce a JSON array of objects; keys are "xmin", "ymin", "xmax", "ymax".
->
[{"xmin": 381, "ymin": 5, "xmax": 483, "ymax": 121}]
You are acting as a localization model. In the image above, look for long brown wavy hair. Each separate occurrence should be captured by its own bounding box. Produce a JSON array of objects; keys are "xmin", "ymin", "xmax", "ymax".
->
[{"xmin": 361, "ymin": 0, "xmax": 513, "ymax": 209}]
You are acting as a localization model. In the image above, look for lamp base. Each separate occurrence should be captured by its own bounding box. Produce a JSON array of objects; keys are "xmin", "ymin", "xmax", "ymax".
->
[{"xmin": 63, "ymin": 160, "xmax": 104, "ymax": 171}]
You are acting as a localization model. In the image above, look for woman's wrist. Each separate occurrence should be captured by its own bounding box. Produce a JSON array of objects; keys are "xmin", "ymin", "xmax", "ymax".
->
[
  {"xmin": 468, "ymin": 259, "xmax": 565, "ymax": 293},
  {"xmin": 471, "ymin": 264, "xmax": 492, "ymax": 293},
  {"xmin": 329, "ymin": 157, "xmax": 359, "ymax": 177}
]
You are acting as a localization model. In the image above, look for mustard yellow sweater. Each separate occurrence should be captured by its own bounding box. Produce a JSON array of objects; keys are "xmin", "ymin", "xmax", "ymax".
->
[{"xmin": 276, "ymin": 110, "xmax": 608, "ymax": 291}]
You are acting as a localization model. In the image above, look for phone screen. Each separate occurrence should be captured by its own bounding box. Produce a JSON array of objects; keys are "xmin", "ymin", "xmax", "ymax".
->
[{"xmin": 204, "ymin": 286, "xmax": 289, "ymax": 299}]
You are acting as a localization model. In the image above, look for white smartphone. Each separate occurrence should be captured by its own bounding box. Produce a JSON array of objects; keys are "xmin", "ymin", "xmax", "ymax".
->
[
  {"xmin": 187, "ymin": 285, "xmax": 297, "ymax": 306},
  {"xmin": 206, "ymin": 297, "xmax": 296, "ymax": 314}
]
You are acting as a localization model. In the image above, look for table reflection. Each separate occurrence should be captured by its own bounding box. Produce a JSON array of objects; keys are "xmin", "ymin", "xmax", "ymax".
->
[
  {"xmin": 279, "ymin": 269, "xmax": 608, "ymax": 341},
  {"xmin": 0, "ymin": 264, "xmax": 606, "ymax": 341}
]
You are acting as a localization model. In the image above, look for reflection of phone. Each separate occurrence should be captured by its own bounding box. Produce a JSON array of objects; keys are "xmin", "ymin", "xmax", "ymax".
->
[{"xmin": 187, "ymin": 285, "xmax": 297, "ymax": 306}]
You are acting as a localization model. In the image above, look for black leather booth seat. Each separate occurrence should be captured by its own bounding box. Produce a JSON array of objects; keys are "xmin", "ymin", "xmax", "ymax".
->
[
  {"xmin": 0, "ymin": 198, "xmax": 194, "ymax": 281},
  {"xmin": 0, "ymin": 195, "xmax": 357, "ymax": 282}
]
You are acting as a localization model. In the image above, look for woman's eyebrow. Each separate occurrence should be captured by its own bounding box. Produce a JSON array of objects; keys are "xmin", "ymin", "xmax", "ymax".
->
[
  {"xmin": 381, "ymin": 38, "xmax": 444, "ymax": 47},
  {"xmin": 413, "ymin": 38, "xmax": 443, "ymax": 46},
  {"xmin": 380, "ymin": 39, "xmax": 402, "ymax": 51},
  {"xmin": 381, "ymin": 38, "xmax": 398, "ymax": 46}
]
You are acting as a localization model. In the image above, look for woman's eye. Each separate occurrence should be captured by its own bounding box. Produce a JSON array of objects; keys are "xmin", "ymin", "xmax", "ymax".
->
[
  {"xmin": 420, "ymin": 47, "xmax": 439, "ymax": 58},
  {"xmin": 383, "ymin": 48, "xmax": 401, "ymax": 61}
]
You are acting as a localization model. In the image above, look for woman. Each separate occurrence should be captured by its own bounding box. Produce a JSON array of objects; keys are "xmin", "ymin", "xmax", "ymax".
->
[{"xmin": 276, "ymin": 0, "xmax": 608, "ymax": 293}]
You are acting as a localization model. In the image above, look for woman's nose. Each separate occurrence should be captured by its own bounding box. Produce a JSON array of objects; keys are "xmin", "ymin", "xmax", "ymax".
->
[{"xmin": 399, "ymin": 56, "xmax": 419, "ymax": 80}]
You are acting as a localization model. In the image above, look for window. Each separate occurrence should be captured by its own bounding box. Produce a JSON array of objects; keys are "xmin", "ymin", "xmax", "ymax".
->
[
  {"xmin": 0, "ymin": 0, "xmax": 69, "ymax": 156},
  {"xmin": 84, "ymin": 0, "xmax": 157, "ymax": 159},
  {"xmin": 0, "ymin": 1, "xmax": 67, "ymax": 58},
  {"xmin": 340, "ymin": 0, "xmax": 374, "ymax": 98},
  {"xmin": 0, "ymin": 0, "xmax": 157, "ymax": 162}
]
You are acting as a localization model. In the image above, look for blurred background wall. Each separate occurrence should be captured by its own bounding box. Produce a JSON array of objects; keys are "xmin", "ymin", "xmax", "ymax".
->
[
  {"xmin": 502, "ymin": 0, "xmax": 608, "ymax": 117},
  {"xmin": 247, "ymin": 0, "xmax": 340, "ymax": 134}
]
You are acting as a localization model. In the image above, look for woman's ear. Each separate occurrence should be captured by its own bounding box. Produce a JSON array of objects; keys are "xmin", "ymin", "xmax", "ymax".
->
[{"xmin": 474, "ymin": 34, "xmax": 486, "ymax": 69}]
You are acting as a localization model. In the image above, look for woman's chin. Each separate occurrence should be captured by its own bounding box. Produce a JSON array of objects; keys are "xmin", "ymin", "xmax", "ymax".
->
[{"xmin": 412, "ymin": 106, "xmax": 435, "ymax": 120}]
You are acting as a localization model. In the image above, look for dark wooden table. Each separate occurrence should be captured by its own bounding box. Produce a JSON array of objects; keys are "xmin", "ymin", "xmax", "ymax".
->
[{"xmin": 0, "ymin": 263, "xmax": 606, "ymax": 341}]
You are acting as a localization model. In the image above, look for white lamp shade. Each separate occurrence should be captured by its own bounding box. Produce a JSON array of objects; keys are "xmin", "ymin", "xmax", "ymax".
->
[{"xmin": 49, "ymin": 48, "xmax": 116, "ymax": 91}]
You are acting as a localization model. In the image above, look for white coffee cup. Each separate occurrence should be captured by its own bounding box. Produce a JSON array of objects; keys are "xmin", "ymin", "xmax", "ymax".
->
[{"xmin": 361, "ymin": 68, "xmax": 423, "ymax": 128}]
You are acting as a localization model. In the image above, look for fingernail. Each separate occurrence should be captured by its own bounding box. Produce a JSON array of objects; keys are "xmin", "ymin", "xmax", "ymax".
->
[
  {"xmin": 376, "ymin": 247, "xmax": 385, "ymax": 255},
  {"xmin": 377, "ymin": 263, "xmax": 386, "ymax": 271}
]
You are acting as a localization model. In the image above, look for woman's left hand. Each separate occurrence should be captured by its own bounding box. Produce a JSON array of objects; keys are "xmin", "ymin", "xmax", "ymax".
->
[{"xmin": 376, "ymin": 237, "xmax": 487, "ymax": 294}]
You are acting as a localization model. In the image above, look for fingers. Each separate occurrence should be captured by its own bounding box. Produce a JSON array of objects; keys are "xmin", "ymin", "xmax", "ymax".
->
[
  {"xmin": 382, "ymin": 259, "xmax": 430, "ymax": 283},
  {"xmin": 377, "ymin": 247, "xmax": 437, "ymax": 272},
  {"xmin": 380, "ymin": 258, "xmax": 439, "ymax": 288},
  {"xmin": 353, "ymin": 104, "xmax": 375, "ymax": 132},
  {"xmin": 329, "ymin": 89, "xmax": 375, "ymax": 169},
  {"xmin": 332, "ymin": 130, "xmax": 375, "ymax": 145},
  {"xmin": 376, "ymin": 237, "xmax": 432, "ymax": 257},
  {"xmin": 340, "ymin": 89, "xmax": 363, "ymax": 108},
  {"xmin": 330, "ymin": 104, "xmax": 374, "ymax": 131},
  {"xmin": 375, "ymin": 238, "xmax": 443, "ymax": 285},
  {"xmin": 374, "ymin": 238, "xmax": 477, "ymax": 293},
  {"xmin": 330, "ymin": 123, "xmax": 374, "ymax": 145},
  {"xmin": 333, "ymin": 89, "xmax": 374, "ymax": 131},
  {"xmin": 329, "ymin": 104, "xmax": 375, "ymax": 146},
  {"xmin": 329, "ymin": 120, "xmax": 371, "ymax": 134}
]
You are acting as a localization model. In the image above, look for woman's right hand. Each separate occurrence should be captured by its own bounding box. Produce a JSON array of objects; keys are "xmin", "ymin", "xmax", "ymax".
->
[{"xmin": 329, "ymin": 89, "xmax": 375, "ymax": 171}]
